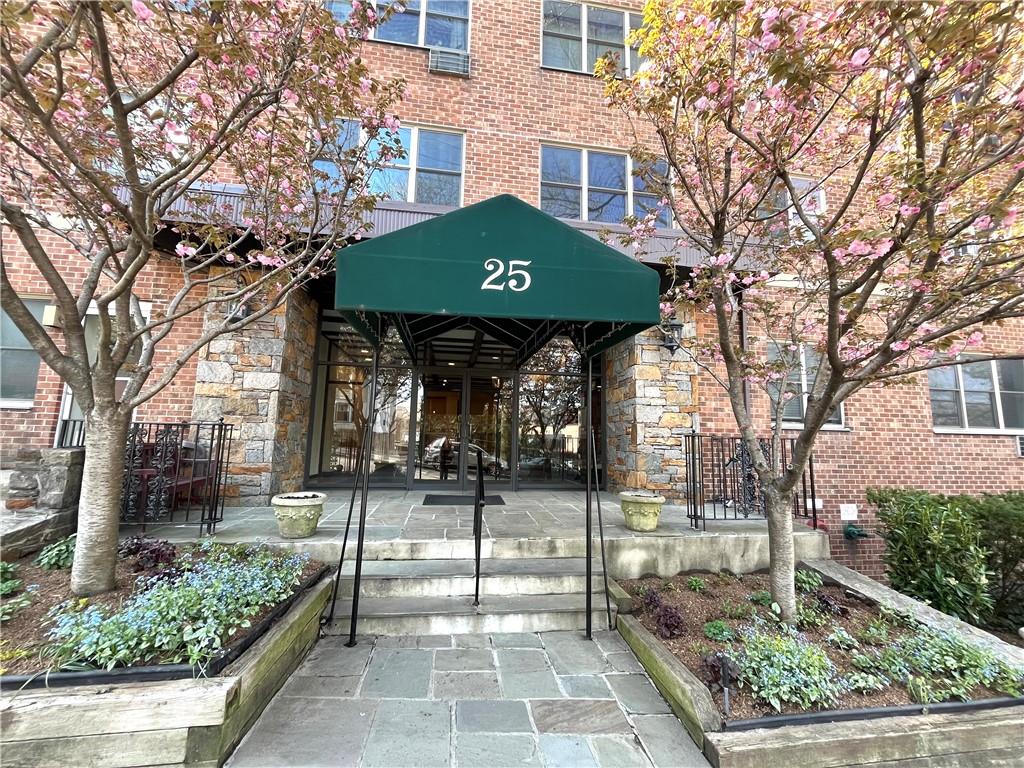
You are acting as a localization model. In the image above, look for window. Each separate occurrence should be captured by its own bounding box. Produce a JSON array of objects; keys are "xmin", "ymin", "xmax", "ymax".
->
[
  {"xmin": 1, "ymin": 299, "xmax": 46, "ymax": 406},
  {"xmin": 318, "ymin": 121, "xmax": 464, "ymax": 207},
  {"xmin": 755, "ymin": 178, "xmax": 825, "ymax": 242},
  {"xmin": 541, "ymin": 145, "xmax": 670, "ymax": 226},
  {"xmin": 767, "ymin": 343, "xmax": 843, "ymax": 426},
  {"xmin": 329, "ymin": 1, "xmax": 469, "ymax": 51},
  {"xmin": 929, "ymin": 358, "xmax": 1024, "ymax": 432},
  {"xmin": 542, "ymin": 2, "xmax": 643, "ymax": 75}
]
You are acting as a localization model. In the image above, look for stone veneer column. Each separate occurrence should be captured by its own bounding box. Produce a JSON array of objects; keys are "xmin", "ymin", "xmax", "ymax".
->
[
  {"xmin": 192, "ymin": 290, "xmax": 317, "ymax": 505},
  {"xmin": 604, "ymin": 305, "xmax": 699, "ymax": 500}
]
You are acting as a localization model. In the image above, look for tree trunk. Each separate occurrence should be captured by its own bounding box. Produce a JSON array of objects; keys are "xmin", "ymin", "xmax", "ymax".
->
[
  {"xmin": 765, "ymin": 488, "xmax": 798, "ymax": 622},
  {"xmin": 70, "ymin": 407, "xmax": 131, "ymax": 596}
]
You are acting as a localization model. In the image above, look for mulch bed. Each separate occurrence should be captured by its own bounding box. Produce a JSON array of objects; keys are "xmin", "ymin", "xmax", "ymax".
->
[
  {"xmin": 623, "ymin": 572, "xmax": 1010, "ymax": 721},
  {"xmin": 0, "ymin": 548, "xmax": 323, "ymax": 677}
]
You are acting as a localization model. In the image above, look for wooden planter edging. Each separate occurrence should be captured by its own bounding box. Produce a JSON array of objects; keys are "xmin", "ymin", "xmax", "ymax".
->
[
  {"xmin": 0, "ymin": 565, "xmax": 329, "ymax": 692},
  {"xmin": 0, "ymin": 574, "xmax": 333, "ymax": 768},
  {"xmin": 614, "ymin": 580, "xmax": 1024, "ymax": 768}
]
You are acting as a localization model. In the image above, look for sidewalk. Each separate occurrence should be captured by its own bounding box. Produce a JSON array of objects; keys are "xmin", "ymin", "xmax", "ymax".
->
[{"xmin": 227, "ymin": 631, "xmax": 711, "ymax": 768}]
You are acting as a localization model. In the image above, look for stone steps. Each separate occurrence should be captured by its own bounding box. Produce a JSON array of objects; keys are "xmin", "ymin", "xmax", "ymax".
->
[
  {"xmin": 334, "ymin": 557, "xmax": 607, "ymax": 598},
  {"xmin": 323, "ymin": 593, "xmax": 618, "ymax": 636}
]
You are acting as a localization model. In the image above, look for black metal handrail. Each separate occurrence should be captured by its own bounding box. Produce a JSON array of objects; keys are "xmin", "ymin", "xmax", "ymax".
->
[{"xmin": 472, "ymin": 449, "xmax": 486, "ymax": 607}]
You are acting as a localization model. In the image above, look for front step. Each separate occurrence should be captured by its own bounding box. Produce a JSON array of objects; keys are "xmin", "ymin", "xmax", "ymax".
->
[
  {"xmin": 324, "ymin": 594, "xmax": 617, "ymax": 635},
  {"xmin": 335, "ymin": 557, "xmax": 605, "ymax": 598}
]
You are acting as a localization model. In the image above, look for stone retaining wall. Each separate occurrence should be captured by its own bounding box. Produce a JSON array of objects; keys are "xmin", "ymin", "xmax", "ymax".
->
[
  {"xmin": 0, "ymin": 447, "xmax": 83, "ymax": 560},
  {"xmin": 0, "ymin": 576, "xmax": 331, "ymax": 767}
]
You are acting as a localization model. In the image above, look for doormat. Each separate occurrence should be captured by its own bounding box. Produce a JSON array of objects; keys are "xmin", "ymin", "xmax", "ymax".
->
[{"xmin": 422, "ymin": 494, "xmax": 505, "ymax": 506}]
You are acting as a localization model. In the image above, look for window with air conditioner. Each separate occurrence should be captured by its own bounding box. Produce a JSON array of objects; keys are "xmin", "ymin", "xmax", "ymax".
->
[{"xmin": 329, "ymin": 1, "xmax": 469, "ymax": 52}]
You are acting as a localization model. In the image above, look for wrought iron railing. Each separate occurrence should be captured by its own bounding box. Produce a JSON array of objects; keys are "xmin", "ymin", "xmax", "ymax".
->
[
  {"xmin": 472, "ymin": 449, "xmax": 486, "ymax": 607},
  {"xmin": 683, "ymin": 433, "xmax": 818, "ymax": 531},
  {"xmin": 56, "ymin": 419, "xmax": 233, "ymax": 534}
]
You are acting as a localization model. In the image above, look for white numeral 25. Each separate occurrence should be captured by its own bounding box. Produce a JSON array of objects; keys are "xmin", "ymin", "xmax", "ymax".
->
[{"xmin": 481, "ymin": 259, "xmax": 532, "ymax": 292}]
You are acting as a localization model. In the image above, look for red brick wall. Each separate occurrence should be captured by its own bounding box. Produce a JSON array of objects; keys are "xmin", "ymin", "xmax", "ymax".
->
[
  {"xmin": 1, "ymin": 233, "xmax": 201, "ymax": 450},
  {"xmin": 695, "ymin": 308, "xmax": 1024, "ymax": 578}
]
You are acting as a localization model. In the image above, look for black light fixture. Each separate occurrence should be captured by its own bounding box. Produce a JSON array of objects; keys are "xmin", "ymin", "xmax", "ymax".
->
[{"xmin": 661, "ymin": 318, "xmax": 685, "ymax": 354}]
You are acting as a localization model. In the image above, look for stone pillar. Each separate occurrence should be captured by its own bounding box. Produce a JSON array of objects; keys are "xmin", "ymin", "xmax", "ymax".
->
[
  {"xmin": 192, "ymin": 290, "xmax": 318, "ymax": 504},
  {"xmin": 604, "ymin": 305, "xmax": 698, "ymax": 500},
  {"xmin": 0, "ymin": 447, "xmax": 84, "ymax": 559}
]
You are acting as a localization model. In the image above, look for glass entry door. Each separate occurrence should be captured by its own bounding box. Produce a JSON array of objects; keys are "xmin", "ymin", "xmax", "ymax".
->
[
  {"xmin": 466, "ymin": 374, "xmax": 513, "ymax": 487},
  {"xmin": 414, "ymin": 372, "xmax": 465, "ymax": 485}
]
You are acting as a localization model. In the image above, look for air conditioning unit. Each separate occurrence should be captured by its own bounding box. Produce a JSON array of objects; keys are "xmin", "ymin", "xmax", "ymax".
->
[
  {"xmin": 1017, "ymin": 435, "xmax": 1024, "ymax": 458},
  {"xmin": 428, "ymin": 48, "xmax": 471, "ymax": 77}
]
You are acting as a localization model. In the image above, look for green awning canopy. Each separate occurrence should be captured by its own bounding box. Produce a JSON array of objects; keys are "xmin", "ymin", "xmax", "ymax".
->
[{"xmin": 335, "ymin": 194, "xmax": 660, "ymax": 365}]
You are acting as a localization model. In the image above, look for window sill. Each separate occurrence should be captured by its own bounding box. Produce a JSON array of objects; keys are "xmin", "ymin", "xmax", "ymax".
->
[
  {"xmin": 778, "ymin": 422, "xmax": 851, "ymax": 432},
  {"xmin": 0, "ymin": 399, "xmax": 35, "ymax": 411},
  {"xmin": 366, "ymin": 39, "xmax": 469, "ymax": 58},
  {"xmin": 932, "ymin": 427, "xmax": 1024, "ymax": 436}
]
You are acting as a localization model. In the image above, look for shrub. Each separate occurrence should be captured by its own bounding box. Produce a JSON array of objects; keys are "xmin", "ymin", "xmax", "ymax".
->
[
  {"xmin": 795, "ymin": 602, "xmax": 829, "ymax": 630},
  {"xmin": 748, "ymin": 590, "xmax": 773, "ymax": 607},
  {"xmin": 34, "ymin": 534, "xmax": 76, "ymax": 570},
  {"xmin": 703, "ymin": 620, "xmax": 734, "ymax": 642},
  {"xmin": 736, "ymin": 628, "xmax": 847, "ymax": 711},
  {"xmin": 869, "ymin": 489, "xmax": 992, "ymax": 624},
  {"xmin": 846, "ymin": 671, "xmax": 890, "ymax": 693},
  {"xmin": 639, "ymin": 586, "xmax": 663, "ymax": 614},
  {"xmin": 794, "ymin": 568, "xmax": 823, "ymax": 593},
  {"xmin": 0, "ymin": 592, "xmax": 32, "ymax": 622},
  {"xmin": 954, "ymin": 492, "xmax": 1024, "ymax": 628},
  {"xmin": 118, "ymin": 536, "xmax": 177, "ymax": 572},
  {"xmin": 0, "ymin": 562, "xmax": 21, "ymax": 597},
  {"xmin": 654, "ymin": 604, "xmax": 685, "ymax": 639},
  {"xmin": 46, "ymin": 543, "xmax": 310, "ymax": 669},
  {"xmin": 686, "ymin": 576, "xmax": 707, "ymax": 593}
]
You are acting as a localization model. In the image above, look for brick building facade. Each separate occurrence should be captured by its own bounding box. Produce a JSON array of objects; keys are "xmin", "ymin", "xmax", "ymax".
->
[{"xmin": 3, "ymin": 1, "xmax": 1022, "ymax": 577}]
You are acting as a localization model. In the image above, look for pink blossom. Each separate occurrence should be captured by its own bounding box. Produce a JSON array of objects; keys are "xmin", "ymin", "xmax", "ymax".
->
[
  {"xmin": 899, "ymin": 204, "xmax": 920, "ymax": 216},
  {"xmin": 706, "ymin": 80, "xmax": 720, "ymax": 95},
  {"xmin": 244, "ymin": 64, "xmax": 258, "ymax": 79},
  {"xmin": 198, "ymin": 93, "xmax": 214, "ymax": 109},
  {"xmin": 892, "ymin": 340, "xmax": 911, "ymax": 352},
  {"xmin": 760, "ymin": 32, "xmax": 781, "ymax": 51},
  {"xmin": 878, "ymin": 192, "xmax": 896, "ymax": 206},
  {"xmin": 694, "ymin": 96, "xmax": 711, "ymax": 111},
  {"xmin": 965, "ymin": 331, "xmax": 984, "ymax": 346},
  {"xmin": 383, "ymin": 114, "xmax": 401, "ymax": 132},
  {"xmin": 132, "ymin": 0, "xmax": 154, "ymax": 23},
  {"xmin": 974, "ymin": 215, "xmax": 992, "ymax": 230},
  {"xmin": 847, "ymin": 239, "xmax": 872, "ymax": 256},
  {"xmin": 850, "ymin": 48, "xmax": 870, "ymax": 68},
  {"xmin": 175, "ymin": 242, "xmax": 197, "ymax": 258}
]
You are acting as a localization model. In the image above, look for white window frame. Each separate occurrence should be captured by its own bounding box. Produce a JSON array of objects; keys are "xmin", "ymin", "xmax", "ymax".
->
[
  {"xmin": 0, "ymin": 297, "xmax": 48, "ymax": 410},
  {"xmin": 769, "ymin": 343, "xmax": 847, "ymax": 430},
  {"xmin": 756, "ymin": 178, "xmax": 825, "ymax": 243},
  {"xmin": 331, "ymin": 1, "xmax": 472, "ymax": 53},
  {"xmin": 539, "ymin": 143, "xmax": 671, "ymax": 227},
  {"xmin": 540, "ymin": 2, "xmax": 643, "ymax": 76},
  {"xmin": 930, "ymin": 358, "xmax": 1024, "ymax": 435},
  {"xmin": 329, "ymin": 121, "xmax": 466, "ymax": 207}
]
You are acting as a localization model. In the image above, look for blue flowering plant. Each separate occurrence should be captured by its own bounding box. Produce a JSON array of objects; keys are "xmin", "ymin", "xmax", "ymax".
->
[{"xmin": 45, "ymin": 542, "xmax": 311, "ymax": 671}]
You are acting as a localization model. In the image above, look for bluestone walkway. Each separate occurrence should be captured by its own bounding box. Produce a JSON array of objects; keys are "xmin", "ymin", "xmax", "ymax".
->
[{"xmin": 227, "ymin": 631, "xmax": 711, "ymax": 768}]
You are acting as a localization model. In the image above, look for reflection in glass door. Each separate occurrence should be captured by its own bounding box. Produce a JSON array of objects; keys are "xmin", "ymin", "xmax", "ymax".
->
[
  {"xmin": 414, "ymin": 372, "xmax": 464, "ymax": 484},
  {"xmin": 466, "ymin": 375, "xmax": 513, "ymax": 486}
]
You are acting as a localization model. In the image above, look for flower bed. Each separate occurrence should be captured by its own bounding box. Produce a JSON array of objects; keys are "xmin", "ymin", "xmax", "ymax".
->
[
  {"xmin": 623, "ymin": 570, "xmax": 1024, "ymax": 721},
  {"xmin": 0, "ymin": 536, "xmax": 323, "ymax": 685}
]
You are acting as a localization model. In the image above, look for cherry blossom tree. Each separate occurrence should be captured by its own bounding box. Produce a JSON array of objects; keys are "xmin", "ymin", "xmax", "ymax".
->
[
  {"xmin": 1, "ymin": 0, "xmax": 404, "ymax": 595},
  {"xmin": 601, "ymin": 0, "xmax": 1024, "ymax": 619}
]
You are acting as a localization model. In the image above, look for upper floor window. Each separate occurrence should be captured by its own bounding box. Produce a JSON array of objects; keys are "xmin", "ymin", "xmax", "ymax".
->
[
  {"xmin": 928, "ymin": 358, "xmax": 1024, "ymax": 432},
  {"xmin": 317, "ymin": 121, "xmax": 464, "ymax": 207},
  {"xmin": 767, "ymin": 343, "xmax": 844, "ymax": 426},
  {"xmin": 542, "ymin": 2, "xmax": 642, "ymax": 75},
  {"xmin": 329, "ymin": 1, "xmax": 469, "ymax": 51},
  {"xmin": 540, "ymin": 145, "xmax": 670, "ymax": 226},
  {"xmin": 1, "ymin": 299, "xmax": 46, "ymax": 407},
  {"xmin": 755, "ymin": 178, "xmax": 825, "ymax": 242}
]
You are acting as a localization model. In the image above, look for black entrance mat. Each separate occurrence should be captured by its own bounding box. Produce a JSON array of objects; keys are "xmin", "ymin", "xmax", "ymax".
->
[{"xmin": 422, "ymin": 494, "xmax": 505, "ymax": 506}]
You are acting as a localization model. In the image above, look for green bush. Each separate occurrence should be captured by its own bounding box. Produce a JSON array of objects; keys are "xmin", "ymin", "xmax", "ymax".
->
[
  {"xmin": 794, "ymin": 568, "xmax": 823, "ymax": 593},
  {"xmin": 748, "ymin": 589, "xmax": 773, "ymax": 607},
  {"xmin": 736, "ymin": 627, "xmax": 846, "ymax": 711},
  {"xmin": 703, "ymin": 620, "xmax": 734, "ymax": 642},
  {"xmin": 34, "ymin": 534, "xmax": 76, "ymax": 570},
  {"xmin": 0, "ymin": 562, "xmax": 21, "ymax": 597},
  {"xmin": 952, "ymin": 492, "xmax": 1024, "ymax": 628},
  {"xmin": 868, "ymin": 489, "xmax": 992, "ymax": 624},
  {"xmin": 46, "ymin": 543, "xmax": 310, "ymax": 669}
]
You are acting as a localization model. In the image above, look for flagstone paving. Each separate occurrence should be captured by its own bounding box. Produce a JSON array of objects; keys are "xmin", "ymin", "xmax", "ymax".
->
[{"xmin": 227, "ymin": 631, "xmax": 711, "ymax": 768}]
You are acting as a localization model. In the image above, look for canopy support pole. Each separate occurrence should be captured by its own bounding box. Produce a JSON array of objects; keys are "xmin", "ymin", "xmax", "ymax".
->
[
  {"xmin": 590, "ymin": 423, "xmax": 613, "ymax": 631},
  {"xmin": 346, "ymin": 346, "xmax": 380, "ymax": 648},
  {"xmin": 585, "ymin": 355, "xmax": 593, "ymax": 640}
]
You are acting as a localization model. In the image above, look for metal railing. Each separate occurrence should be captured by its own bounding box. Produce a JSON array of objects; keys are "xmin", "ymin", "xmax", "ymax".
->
[
  {"xmin": 120, "ymin": 420, "xmax": 233, "ymax": 534},
  {"xmin": 683, "ymin": 433, "xmax": 818, "ymax": 531},
  {"xmin": 472, "ymin": 449, "xmax": 486, "ymax": 607}
]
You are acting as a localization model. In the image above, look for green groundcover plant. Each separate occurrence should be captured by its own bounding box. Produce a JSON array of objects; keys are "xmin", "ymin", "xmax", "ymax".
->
[{"xmin": 45, "ymin": 542, "xmax": 310, "ymax": 670}]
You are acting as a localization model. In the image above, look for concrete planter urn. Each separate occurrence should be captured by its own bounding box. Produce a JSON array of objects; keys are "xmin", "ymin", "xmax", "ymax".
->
[
  {"xmin": 619, "ymin": 492, "xmax": 666, "ymax": 532},
  {"xmin": 271, "ymin": 492, "xmax": 327, "ymax": 539}
]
